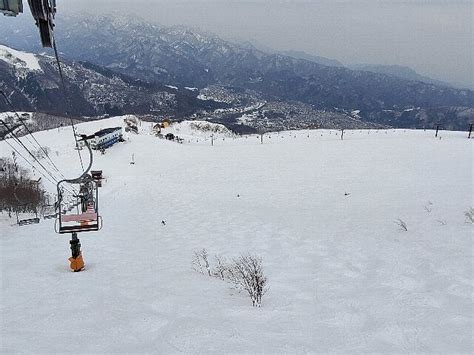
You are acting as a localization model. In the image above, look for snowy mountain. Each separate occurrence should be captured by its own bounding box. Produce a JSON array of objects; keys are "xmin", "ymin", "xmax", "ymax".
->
[
  {"xmin": 1, "ymin": 15, "xmax": 473, "ymax": 130},
  {"xmin": 0, "ymin": 45, "xmax": 382, "ymax": 133},
  {"xmin": 0, "ymin": 118, "xmax": 472, "ymax": 352},
  {"xmin": 0, "ymin": 45, "xmax": 221, "ymax": 118},
  {"xmin": 0, "ymin": 45, "xmax": 42, "ymax": 73},
  {"xmin": 349, "ymin": 64, "xmax": 453, "ymax": 88},
  {"xmin": 278, "ymin": 49, "xmax": 344, "ymax": 68}
]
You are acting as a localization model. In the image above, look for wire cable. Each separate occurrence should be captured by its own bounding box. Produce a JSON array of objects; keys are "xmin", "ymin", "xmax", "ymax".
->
[
  {"xmin": 0, "ymin": 90, "xmax": 69, "ymax": 181},
  {"xmin": 1, "ymin": 136, "xmax": 75, "ymax": 206},
  {"xmin": 0, "ymin": 119, "xmax": 65, "ymax": 186},
  {"xmin": 0, "ymin": 128, "xmax": 76, "ymax": 196},
  {"xmin": 1, "ymin": 134, "xmax": 58, "ymax": 187},
  {"xmin": 52, "ymin": 38, "xmax": 84, "ymax": 172}
]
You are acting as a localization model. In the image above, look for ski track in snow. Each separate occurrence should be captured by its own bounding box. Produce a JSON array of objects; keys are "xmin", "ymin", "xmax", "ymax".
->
[{"xmin": 0, "ymin": 117, "xmax": 472, "ymax": 353}]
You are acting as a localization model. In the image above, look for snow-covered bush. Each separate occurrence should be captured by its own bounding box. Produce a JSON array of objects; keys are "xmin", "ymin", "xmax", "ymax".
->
[
  {"xmin": 192, "ymin": 248, "xmax": 211, "ymax": 276},
  {"xmin": 213, "ymin": 254, "xmax": 229, "ymax": 280},
  {"xmin": 192, "ymin": 251, "xmax": 268, "ymax": 307},
  {"xmin": 228, "ymin": 254, "xmax": 268, "ymax": 307}
]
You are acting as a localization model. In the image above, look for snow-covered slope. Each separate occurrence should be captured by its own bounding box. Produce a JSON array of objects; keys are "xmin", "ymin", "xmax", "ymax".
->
[
  {"xmin": 0, "ymin": 45, "xmax": 219, "ymax": 118},
  {"xmin": 0, "ymin": 44, "xmax": 42, "ymax": 72},
  {"xmin": 0, "ymin": 119, "xmax": 472, "ymax": 353}
]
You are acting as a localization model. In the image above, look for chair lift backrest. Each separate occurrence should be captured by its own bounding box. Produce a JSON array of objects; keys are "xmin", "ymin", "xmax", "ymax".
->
[
  {"xmin": 56, "ymin": 139, "xmax": 101, "ymax": 234},
  {"xmin": 57, "ymin": 178, "xmax": 100, "ymax": 234}
]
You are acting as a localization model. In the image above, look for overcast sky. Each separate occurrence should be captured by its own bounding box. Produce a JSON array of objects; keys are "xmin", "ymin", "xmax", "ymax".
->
[{"xmin": 10, "ymin": 1, "xmax": 474, "ymax": 87}]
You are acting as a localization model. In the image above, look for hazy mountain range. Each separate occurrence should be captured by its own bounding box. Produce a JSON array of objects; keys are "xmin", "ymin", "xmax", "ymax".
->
[
  {"xmin": 0, "ymin": 45, "xmax": 220, "ymax": 117},
  {"xmin": 0, "ymin": 15, "xmax": 472, "ymax": 131}
]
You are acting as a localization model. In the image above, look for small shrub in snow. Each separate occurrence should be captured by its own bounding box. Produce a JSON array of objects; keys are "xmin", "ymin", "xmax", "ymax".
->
[
  {"xmin": 464, "ymin": 208, "xmax": 474, "ymax": 224},
  {"xmin": 228, "ymin": 254, "xmax": 268, "ymax": 307},
  {"xmin": 394, "ymin": 218, "xmax": 408, "ymax": 231},
  {"xmin": 192, "ymin": 249, "xmax": 211, "ymax": 276},
  {"xmin": 213, "ymin": 254, "xmax": 229, "ymax": 280},
  {"xmin": 192, "ymin": 251, "xmax": 268, "ymax": 307}
]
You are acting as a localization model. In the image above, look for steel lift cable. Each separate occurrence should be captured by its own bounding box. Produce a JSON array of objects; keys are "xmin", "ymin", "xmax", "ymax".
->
[
  {"xmin": 0, "ymin": 119, "xmax": 64, "ymax": 186},
  {"xmin": 0, "ymin": 121, "xmax": 76, "ymax": 195},
  {"xmin": 1, "ymin": 134, "xmax": 58, "ymax": 187},
  {"xmin": 0, "ymin": 90, "xmax": 70, "ymax": 182},
  {"xmin": 51, "ymin": 37, "xmax": 84, "ymax": 172}
]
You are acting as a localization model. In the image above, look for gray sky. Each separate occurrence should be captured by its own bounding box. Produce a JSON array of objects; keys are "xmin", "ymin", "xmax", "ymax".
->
[{"xmin": 18, "ymin": 1, "xmax": 474, "ymax": 87}]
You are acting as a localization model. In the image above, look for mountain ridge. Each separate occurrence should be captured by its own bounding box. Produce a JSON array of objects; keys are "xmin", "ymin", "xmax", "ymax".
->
[
  {"xmin": 0, "ymin": 15, "xmax": 473, "ymax": 130},
  {"xmin": 0, "ymin": 44, "xmax": 221, "ymax": 118},
  {"xmin": 349, "ymin": 64, "xmax": 453, "ymax": 88}
]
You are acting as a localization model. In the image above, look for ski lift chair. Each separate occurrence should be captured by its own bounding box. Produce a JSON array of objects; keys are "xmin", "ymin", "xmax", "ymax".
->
[
  {"xmin": 56, "ymin": 137, "xmax": 101, "ymax": 234},
  {"xmin": 56, "ymin": 176, "xmax": 100, "ymax": 233}
]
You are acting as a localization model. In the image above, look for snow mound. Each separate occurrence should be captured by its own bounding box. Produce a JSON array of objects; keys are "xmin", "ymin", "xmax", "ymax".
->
[{"xmin": 0, "ymin": 45, "xmax": 42, "ymax": 72}]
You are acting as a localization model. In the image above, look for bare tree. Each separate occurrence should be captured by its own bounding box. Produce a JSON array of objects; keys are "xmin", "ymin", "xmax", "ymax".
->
[
  {"xmin": 228, "ymin": 255, "xmax": 268, "ymax": 307},
  {"xmin": 192, "ymin": 249, "xmax": 211, "ymax": 276},
  {"xmin": 192, "ymin": 251, "xmax": 269, "ymax": 307},
  {"xmin": 0, "ymin": 157, "xmax": 46, "ymax": 216},
  {"xmin": 213, "ymin": 254, "xmax": 229, "ymax": 280}
]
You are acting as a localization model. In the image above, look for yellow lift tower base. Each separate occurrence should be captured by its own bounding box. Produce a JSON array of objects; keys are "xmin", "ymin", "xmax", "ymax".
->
[
  {"xmin": 69, "ymin": 232, "xmax": 85, "ymax": 272},
  {"xmin": 69, "ymin": 254, "xmax": 85, "ymax": 272}
]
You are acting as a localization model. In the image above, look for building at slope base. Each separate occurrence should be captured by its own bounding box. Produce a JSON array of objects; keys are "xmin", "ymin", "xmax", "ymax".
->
[{"xmin": 88, "ymin": 127, "xmax": 123, "ymax": 150}]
